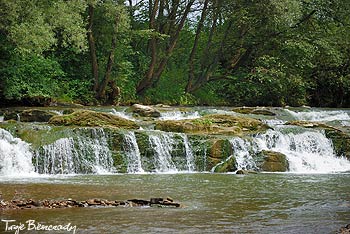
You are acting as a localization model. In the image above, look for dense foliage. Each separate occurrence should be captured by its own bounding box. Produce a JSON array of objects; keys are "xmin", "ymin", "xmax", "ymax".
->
[{"xmin": 0, "ymin": 0, "xmax": 349, "ymax": 107}]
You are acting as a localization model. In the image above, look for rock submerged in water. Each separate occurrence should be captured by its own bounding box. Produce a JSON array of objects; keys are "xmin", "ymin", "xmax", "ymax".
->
[
  {"xmin": 0, "ymin": 197, "xmax": 182, "ymax": 210},
  {"xmin": 48, "ymin": 110, "xmax": 139, "ymax": 129},
  {"xmin": 155, "ymin": 114, "xmax": 269, "ymax": 136},
  {"xmin": 128, "ymin": 104, "xmax": 161, "ymax": 118},
  {"xmin": 3, "ymin": 109, "xmax": 57, "ymax": 122}
]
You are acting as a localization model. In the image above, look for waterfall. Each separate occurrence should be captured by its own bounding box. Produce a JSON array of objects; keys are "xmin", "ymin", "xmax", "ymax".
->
[
  {"xmin": 0, "ymin": 129, "xmax": 36, "ymax": 176},
  {"xmin": 35, "ymin": 128, "xmax": 115, "ymax": 174},
  {"xmin": 255, "ymin": 128, "xmax": 350, "ymax": 173},
  {"xmin": 229, "ymin": 138, "xmax": 258, "ymax": 170},
  {"xmin": 149, "ymin": 133, "xmax": 177, "ymax": 172},
  {"xmin": 226, "ymin": 127, "xmax": 350, "ymax": 173},
  {"xmin": 123, "ymin": 131, "xmax": 144, "ymax": 173},
  {"xmin": 181, "ymin": 134, "xmax": 195, "ymax": 171}
]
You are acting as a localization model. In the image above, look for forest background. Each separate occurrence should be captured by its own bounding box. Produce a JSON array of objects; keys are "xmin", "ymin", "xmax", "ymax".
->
[{"xmin": 0, "ymin": 0, "xmax": 349, "ymax": 107}]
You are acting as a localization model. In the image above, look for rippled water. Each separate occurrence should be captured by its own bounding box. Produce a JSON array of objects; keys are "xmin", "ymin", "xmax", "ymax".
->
[{"xmin": 1, "ymin": 173, "xmax": 349, "ymax": 234}]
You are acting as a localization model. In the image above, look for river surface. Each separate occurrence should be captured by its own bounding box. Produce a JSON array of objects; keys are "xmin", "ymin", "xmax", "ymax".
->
[{"xmin": 1, "ymin": 173, "xmax": 349, "ymax": 234}]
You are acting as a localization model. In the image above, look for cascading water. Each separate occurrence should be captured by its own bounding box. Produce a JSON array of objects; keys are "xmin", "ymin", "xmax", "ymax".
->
[
  {"xmin": 35, "ymin": 128, "xmax": 115, "ymax": 174},
  {"xmin": 148, "ymin": 133, "xmax": 177, "ymax": 172},
  {"xmin": 229, "ymin": 138, "xmax": 258, "ymax": 171},
  {"xmin": 122, "ymin": 131, "xmax": 144, "ymax": 173},
  {"xmin": 285, "ymin": 109, "xmax": 350, "ymax": 122},
  {"xmin": 0, "ymin": 129, "xmax": 35, "ymax": 176},
  {"xmin": 159, "ymin": 111, "xmax": 200, "ymax": 120},
  {"xmin": 227, "ymin": 127, "xmax": 350, "ymax": 173},
  {"xmin": 180, "ymin": 133, "xmax": 195, "ymax": 171},
  {"xmin": 255, "ymin": 128, "xmax": 350, "ymax": 173}
]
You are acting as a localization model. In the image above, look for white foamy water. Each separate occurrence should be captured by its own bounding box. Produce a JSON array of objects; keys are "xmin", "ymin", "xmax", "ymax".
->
[
  {"xmin": 159, "ymin": 111, "xmax": 200, "ymax": 120},
  {"xmin": 180, "ymin": 133, "xmax": 195, "ymax": 171},
  {"xmin": 285, "ymin": 109, "xmax": 350, "ymax": 122},
  {"xmin": 35, "ymin": 128, "xmax": 115, "ymax": 174},
  {"xmin": 229, "ymin": 138, "xmax": 258, "ymax": 171},
  {"xmin": 254, "ymin": 129, "xmax": 350, "ymax": 173},
  {"xmin": 111, "ymin": 109, "xmax": 136, "ymax": 121},
  {"xmin": 123, "ymin": 131, "xmax": 144, "ymax": 173},
  {"xmin": 0, "ymin": 129, "xmax": 36, "ymax": 176},
  {"xmin": 149, "ymin": 133, "xmax": 177, "ymax": 173}
]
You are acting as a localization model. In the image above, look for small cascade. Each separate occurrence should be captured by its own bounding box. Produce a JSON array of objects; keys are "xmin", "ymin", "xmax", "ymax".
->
[
  {"xmin": 111, "ymin": 109, "xmax": 135, "ymax": 120},
  {"xmin": 0, "ymin": 129, "xmax": 35, "ymax": 176},
  {"xmin": 122, "ymin": 132, "xmax": 144, "ymax": 173},
  {"xmin": 159, "ymin": 111, "xmax": 200, "ymax": 120},
  {"xmin": 148, "ymin": 133, "xmax": 177, "ymax": 172},
  {"xmin": 225, "ymin": 127, "xmax": 350, "ymax": 173},
  {"xmin": 35, "ymin": 128, "xmax": 114, "ymax": 174},
  {"xmin": 180, "ymin": 134, "xmax": 195, "ymax": 171},
  {"xmin": 255, "ymin": 129, "xmax": 350, "ymax": 173},
  {"xmin": 285, "ymin": 109, "xmax": 350, "ymax": 122},
  {"xmin": 229, "ymin": 138, "xmax": 258, "ymax": 170}
]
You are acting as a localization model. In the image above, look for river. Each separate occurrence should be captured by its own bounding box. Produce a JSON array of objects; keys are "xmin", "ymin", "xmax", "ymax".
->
[
  {"xmin": 0, "ymin": 173, "xmax": 349, "ymax": 233},
  {"xmin": 1, "ymin": 106, "xmax": 350, "ymax": 233}
]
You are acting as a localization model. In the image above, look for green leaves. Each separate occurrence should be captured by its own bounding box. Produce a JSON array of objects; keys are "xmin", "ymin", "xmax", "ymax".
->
[
  {"xmin": 0, "ymin": 0, "xmax": 87, "ymax": 55},
  {"xmin": 2, "ymin": 54, "xmax": 64, "ymax": 100}
]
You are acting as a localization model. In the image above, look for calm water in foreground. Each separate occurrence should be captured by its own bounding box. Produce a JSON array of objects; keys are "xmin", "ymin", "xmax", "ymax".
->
[{"xmin": 0, "ymin": 173, "xmax": 349, "ymax": 234}]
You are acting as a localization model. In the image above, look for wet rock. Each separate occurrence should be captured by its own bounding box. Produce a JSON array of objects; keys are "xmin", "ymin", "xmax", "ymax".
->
[
  {"xmin": 232, "ymin": 107, "xmax": 276, "ymax": 116},
  {"xmin": 213, "ymin": 156, "xmax": 237, "ymax": 173},
  {"xmin": 155, "ymin": 114, "xmax": 269, "ymax": 136},
  {"xmin": 20, "ymin": 109, "xmax": 57, "ymax": 122},
  {"xmin": 338, "ymin": 224, "xmax": 350, "ymax": 234},
  {"xmin": 150, "ymin": 198, "xmax": 163, "ymax": 204},
  {"xmin": 166, "ymin": 197, "xmax": 173, "ymax": 202},
  {"xmin": 206, "ymin": 139, "xmax": 233, "ymax": 171},
  {"xmin": 129, "ymin": 104, "xmax": 161, "ymax": 117},
  {"xmin": 0, "ymin": 197, "xmax": 182, "ymax": 210},
  {"xmin": 4, "ymin": 109, "xmax": 57, "ymax": 122},
  {"xmin": 236, "ymin": 170, "xmax": 258, "ymax": 174},
  {"xmin": 48, "ymin": 110, "xmax": 139, "ymax": 129},
  {"xmin": 3, "ymin": 110, "xmax": 21, "ymax": 121},
  {"xmin": 255, "ymin": 150, "xmax": 289, "ymax": 172}
]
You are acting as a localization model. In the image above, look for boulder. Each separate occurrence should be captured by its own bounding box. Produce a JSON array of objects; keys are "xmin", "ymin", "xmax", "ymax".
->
[
  {"xmin": 213, "ymin": 156, "xmax": 237, "ymax": 173},
  {"xmin": 48, "ymin": 110, "xmax": 139, "ymax": 129},
  {"xmin": 4, "ymin": 109, "xmax": 57, "ymax": 122},
  {"xmin": 129, "ymin": 104, "xmax": 161, "ymax": 117},
  {"xmin": 256, "ymin": 150, "xmax": 289, "ymax": 172},
  {"xmin": 155, "ymin": 114, "xmax": 269, "ymax": 136},
  {"xmin": 236, "ymin": 170, "xmax": 258, "ymax": 174}
]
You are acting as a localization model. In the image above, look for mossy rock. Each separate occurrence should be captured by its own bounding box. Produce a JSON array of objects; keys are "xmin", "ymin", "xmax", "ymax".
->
[
  {"xmin": 128, "ymin": 104, "xmax": 161, "ymax": 118},
  {"xmin": 3, "ymin": 109, "xmax": 57, "ymax": 122},
  {"xmin": 236, "ymin": 170, "xmax": 258, "ymax": 174},
  {"xmin": 232, "ymin": 107, "xmax": 276, "ymax": 116},
  {"xmin": 155, "ymin": 114, "xmax": 269, "ymax": 136},
  {"xmin": 206, "ymin": 139, "xmax": 233, "ymax": 171},
  {"xmin": 255, "ymin": 150, "xmax": 289, "ymax": 172},
  {"xmin": 48, "ymin": 110, "xmax": 139, "ymax": 129},
  {"xmin": 213, "ymin": 156, "xmax": 237, "ymax": 173}
]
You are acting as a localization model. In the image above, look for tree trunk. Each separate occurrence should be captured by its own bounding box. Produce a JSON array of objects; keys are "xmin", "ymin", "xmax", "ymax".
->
[
  {"xmin": 186, "ymin": 0, "xmax": 210, "ymax": 93},
  {"xmin": 136, "ymin": 0, "xmax": 194, "ymax": 95},
  {"xmin": 96, "ymin": 13, "xmax": 121, "ymax": 100},
  {"xmin": 87, "ymin": 4, "xmax": 99, "ymax": 93},
  {"xmin": 136, "ymin": 0, "xmax": 160, "ymax": 95}
]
